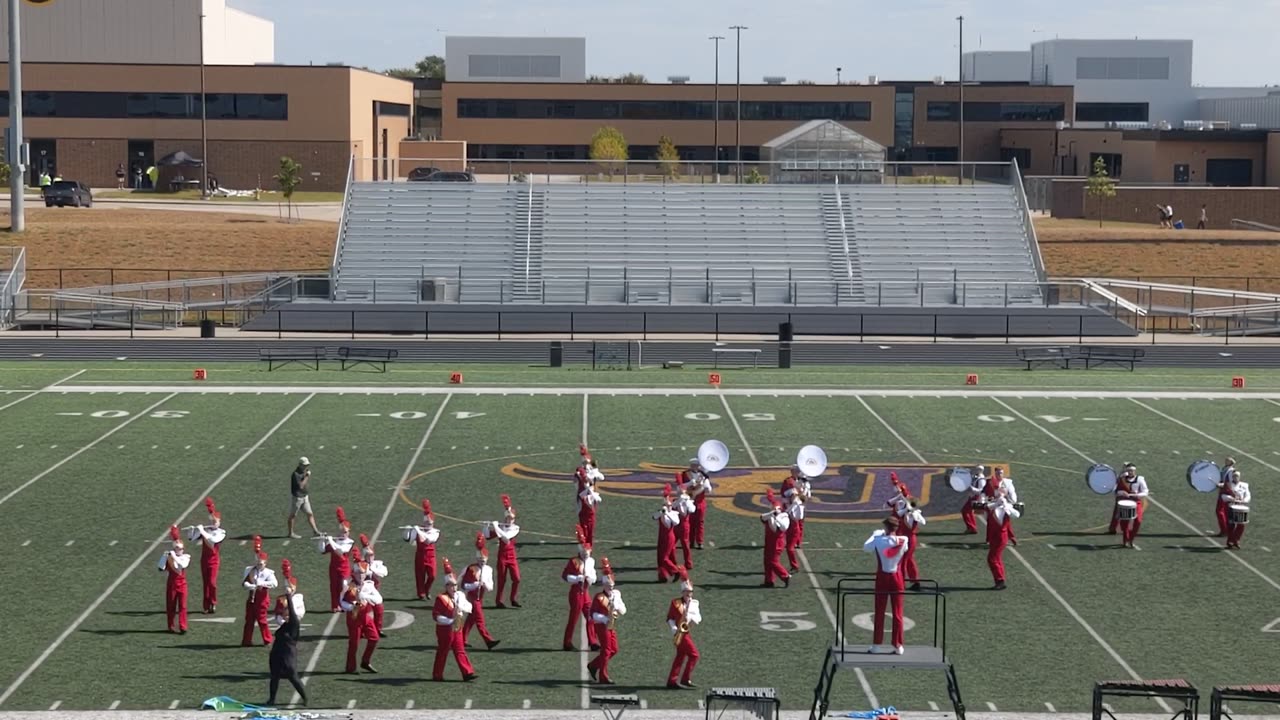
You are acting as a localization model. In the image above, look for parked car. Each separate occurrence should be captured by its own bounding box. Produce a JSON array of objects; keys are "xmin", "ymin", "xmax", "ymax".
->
[
  {"xmin": 424, "ymin": 171, "xmax": 476, "ymax": 183},
  {"xmin": 44, "ymin": 180, "xmax": 93, "ymax": 208},
  {"xmin": 406, "ymin": 166, "xmax": 441, "ymax": 181}
]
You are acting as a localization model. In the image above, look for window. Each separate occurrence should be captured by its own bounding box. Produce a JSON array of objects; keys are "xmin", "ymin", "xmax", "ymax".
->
[
  {"xmin": 1076, "ymin": 57, "xmax": 1170, "ymax": 80},
  {"xmin": 1089, "ymin": 152, "xmax": 1123, "ymax": 179},
  {"xmin": 0, "ymin": 91, "xmax": 288, "ymax": 120},
  {"xmin": 926, "ymin": 101, "xmax": 1064, "ymax": 122},
  {"xmin": 467, "ymin": 54, "xmax": 561, "ymax": 79},
  {"xmin": 893, "ymin": 87, "xmax": 915, "ymax": 152},
  {"xmin": 925, "ymin": 147, "xmax": 958, "ymax": 162},
  {"xmin": 1075, "ymin": 102, "xmax": 1149, "ymax": 123},
  {"xmin": 456, "ymin": 98, "xmax": 871, "ymax": 122},
  {"xmin": 376, "ymin": 101, "xmax": 412, "ymax": 117}
]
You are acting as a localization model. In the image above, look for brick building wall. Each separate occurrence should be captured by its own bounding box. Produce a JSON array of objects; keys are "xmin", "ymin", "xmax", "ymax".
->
[{"xmin": 1051, "ymin": 180, "xmax": 1280, "ymax": 228}]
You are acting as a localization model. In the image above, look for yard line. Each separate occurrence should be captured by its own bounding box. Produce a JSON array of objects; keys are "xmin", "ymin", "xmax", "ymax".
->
[
  {"xmin": 986, "ymin": 702, "xmax": 998, "ymax": 711},
  {"xmin": 346, "ymin": 699, "xmax": 356, "ymax": 709},
  {"xmin": 865, "ymin": 396, "xmax": 1173, "ymax": 712},
  {"xmin": 292, "ymin": 394, "xmax": 452, "ymax": 705},
  {"xmin": 1133, "ymin": 399, "xmax": 1280, "ymax": 475},
  {"xmin": 1005, "ymin": 398, "xmax": 1280, "ymax": 594},
  {"xmin": 0, "ymin": 393, "xmax": 315, "ymax": 708},
  {"xmin": 0, "ymin": 392, "xmax": 37, "ymax": 413},
  {"xmin": 579, "ymin": 393, "xmax": 591, "ymax": 710},
  {"xmin": 405, "ymin": 699, "xmax": 414, "ymax": 709},
  {"xmin": 44, "ymin": 369, "xmax": 87, "ymax": 388},
  {"xmin": 464, "ymin": 698, "xmax": 472, "ymax": 709},
  {"xmin": 719, "ymin": 393, "xmax": 878, "ymax": 709},
  {"xmin": 0, "ymin": 393, "xmax": 176, "ymax": 508},
  {"xmin": 168, "ymin": 699, "xmax": 180, "ymax": 709},
  {"xmin": 108, "ymin": 700, "xmax": 120, "ymax": 710},
  {"xmin": 522, "ymin": 699, "xmax": 532, "ymax": 709},
  {"xmin": 928, "ymin": 701, "xmax": 940, "ymax": 711},
  {"xmin": 47, "ymin": 701, "xmax": 60, "ymax": 710}
]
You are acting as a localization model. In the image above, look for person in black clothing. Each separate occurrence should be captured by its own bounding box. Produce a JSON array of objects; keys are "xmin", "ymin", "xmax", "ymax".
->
[{"xmin": 267, "ymin": 569, "xmax": 307, "ymax": 706}]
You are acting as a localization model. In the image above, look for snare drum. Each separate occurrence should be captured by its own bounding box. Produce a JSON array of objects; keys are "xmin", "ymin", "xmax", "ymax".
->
[
  {"xmin": 948, "ymin": 467, "xmax": 972, "ymax": 493},
  {"xmin": 1013, "ymin": 502, "xmax": 1026, "ymax": 516},
  {"xmin": 1116, "ymin": 499, "xmax": 1138, "ymax": 522},
  {"xmin": 1086, "ymin": 464, "xmax": 1118, "ymax": 495},
  {"xmin": 1186, "ymin": 460, "xmax": 1221, "ymax": 494},
  {"xmin": 971, "ymin": 496, "xmax": 989, "ymax": 510},
  {"xmin": 1228, "ymin": 504, "xmax": 1250, "ymax": 526}
]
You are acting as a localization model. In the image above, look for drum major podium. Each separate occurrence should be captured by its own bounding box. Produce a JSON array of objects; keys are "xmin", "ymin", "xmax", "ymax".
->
[{"xmin": 810, "ymin": 576, "xmax": 965, "ymax": 720}]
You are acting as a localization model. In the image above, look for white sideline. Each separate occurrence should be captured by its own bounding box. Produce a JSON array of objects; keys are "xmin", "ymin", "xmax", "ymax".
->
[
  {"xmin": 0, "ymin": 393, "xmax": 316, "ymax": 707},
  {"xmin": 291, "ymin": 394, "xmax": 452, "ymax": 704},
  {"xmin": 718, "ymin": 393, "xmax": 879, "ymax": 710},
  {"xmin": 0, "ymin": 394, "xmax": 177, "ymax": 507},
  {"xmin": 861, "ymin": 395, "xmax": 1173, "ymax": 713},
  {"xmin": 40, "ymin": 384, "xmax": 1280, "ymax": 400}
]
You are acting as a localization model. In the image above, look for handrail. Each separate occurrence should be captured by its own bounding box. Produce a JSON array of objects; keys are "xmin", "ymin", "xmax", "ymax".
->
[
  {"xmin": 27, "ymin": 291, "xmax": 186, "ymax": 310},
  {"xmin": 1078, "ymin": 279, "xmax": 1149, "ymax": 317},
  {"xmin": 1191, "ymin": 302, "xmax": 1280, "ymax": 318},
  {"xmin": 331, "ymin": 154, "xmax": 356, "ymax": 294},
  {"xmin": 1230, "ymin": 218, "xmax": 1280, "ymax": 233},
  {"xmin": 524, "ymin": 177, "xmax": 534, "ymax": 288},
  {"xmin": 0, "ymin": 246, "xmax": 26, "ymax": 328},
  {"xmin": 1087, "ymin": 278, "xmax": 1280, "ymax": 302},
  {"xmin": 67, "ymin": 272, "xmax": 288, "ymax": 294},
  {"xmin": 832, "ymin": 178, "xmax": 856, "ymax": 289},
  {"xmin": 1011, "ymin": 158, "xmax": 1047, "ymax": 282}
]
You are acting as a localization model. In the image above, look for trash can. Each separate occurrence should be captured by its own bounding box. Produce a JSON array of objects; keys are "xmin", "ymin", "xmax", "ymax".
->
[
  {"xmin": 778, "ymin": 322, "xmax": 793, "ymax": 369},
  {"xmin": 200, "ymin": 319, "xmax": 216, "ymax": 338},
  {"xmin": 550, "ymin": 341, "xmax": 563, "ymax": 368}
]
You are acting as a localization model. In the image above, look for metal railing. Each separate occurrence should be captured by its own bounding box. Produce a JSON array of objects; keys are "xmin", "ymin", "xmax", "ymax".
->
[
  {"xmin": 1230, "ymin": 219, "xmax": 1280, "ymax": 233},
  {"xmin": 1011, "ymin": 160, "xmax": 1047, "ymax": 282},
  {"xmin": 18, "ymin": 291, "xmax": 186, "ymax": 329},
  {"xmin": 0, "ymin": 246, "xmax": 26, "ymax": 328},
  {"xmin": 331, "ymin": 154, "xmax": 356, "ymax": 289}
]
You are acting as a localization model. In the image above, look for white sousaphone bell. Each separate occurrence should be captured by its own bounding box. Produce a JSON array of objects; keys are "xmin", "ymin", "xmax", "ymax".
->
[
  {"xmin": 796, "ymin": 444, "xmax": 827, "ymax": 478},
  {"xmin": 697, "ymin": 439, "xmax": 730, "ymax": 473}
]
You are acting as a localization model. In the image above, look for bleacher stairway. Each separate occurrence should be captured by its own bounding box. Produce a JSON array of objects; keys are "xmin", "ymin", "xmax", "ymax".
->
[{"xmin": 511, "ymin": 187, "xmax": 546, "ymax": 303}]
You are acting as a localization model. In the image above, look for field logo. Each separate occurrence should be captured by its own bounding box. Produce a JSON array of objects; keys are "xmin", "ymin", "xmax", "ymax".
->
[{"xmin": 502, "ymin": 461, "xmax": 987, "ymax": 523}]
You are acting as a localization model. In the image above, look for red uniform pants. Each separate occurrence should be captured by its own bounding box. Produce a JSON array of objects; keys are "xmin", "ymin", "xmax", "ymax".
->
[
  {"xmin": 587, "ymin": 624, "xmax": 617, "ymax": 682},
  {"xmin": 578, "ymin": 507, "xmax": 596, "ymax": 545},
  {"xmin": 1228, "ymin": 519, "xmax": 1247, "ymax": 545},
  {"xmin": 987, "ymin": 536, "xmax": 1007, "ymax": 583},
  {"xmin": 657, "ymin": 528, "xmax": 679, "ymax": 581},
  {"xmin": 1216, "ymin": 499, "xmax": 1230, "ymax": 537},
  {"xmin": 763, "ymin": 530, "xmax": 790, "ymax": 585},
  {"xmin": 785, "ymin": 519, "xmax": 804, "ymax": 571},
  {"xmin": 668, "ymin": 634, "xmax": 699, "ymax": 685},
  {"xmin": 496, "ymin": 557, "xmax": 521, "ymax": 605},
  {"xmin": 676, "ymin": 519, "xmax": 693, "ymax": 569},
  {"xmin": 1108, "ymin": 502, "xmax": 1120, "ymax": 534},
  {"xmin": 433, "ymin": 624, "xmax": 475, "ymax": 680},
  {"xmin": 564, "ymin": 589, "xmax": 598, "ymax": 648},
  {"xmin": 1120, "ymin": 501, "xmax": 1145, "ymax": 544},
  {"xmin": 872, "ymin": 569, "xmax": 905, "ymax": 647},
  {"xmin": 345, "ymin": 612, "xmax": 379, "ymax": 672},
  {"xmin": 692, "ymin": 498, "xmax": 707, "ymax": 545},
  {"xmin": 200, "ymin": 556, "xmax": 219, "ymax": 612},
  {"xmin": 329, "ymin": 567, "xmax": 346, "ymax": 612},
  {"xmin": 961, "ymin": 497, "xmax": 980, "ymax": 533},
  {"xmin": 462, "ymin": 594, "xmax": 495, "ymax": 644},
  {"xmin": 900, "ymin": 529, "xmax": 920, "ymax": 583},
  {"xmin": 242, "ymin": 596, "xmax": 273, "ymax": 645},
  {"xmin": 414, "ymin": 546, "xmax": 437, "ymax": 599},
  {"xmin": 166, "ymin": 578, "xmax": 188, "ymax": 632}
]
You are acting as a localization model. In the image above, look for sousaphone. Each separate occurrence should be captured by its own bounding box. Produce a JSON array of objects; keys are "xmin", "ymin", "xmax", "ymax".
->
[
  {"xmin": 796, "ymin": 445, "xmax": 827, "ymax": 478},
  {"xmin": 697, "ymin": 439, "xmax": 730, "ymax": 473}
]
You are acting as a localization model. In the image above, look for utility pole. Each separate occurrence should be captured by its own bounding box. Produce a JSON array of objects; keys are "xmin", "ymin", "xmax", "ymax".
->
[
  {"xmin": 957, "ymin": 15, "xmax": 965, "ymax": 169},
  {"xmin": 7, "ymin": 0, "xmax": 24, "ymax": 232},
  {"xmin": 836, "ymin": 67, "xmax": 842, "ymax": 84},
  {"xmin": 730, "ymin": 25, "xmax": 747, "ymax": 182},
  {"xmin": 710, "ymin": 35, "xmax": 723, "ymax": 183},
  {"xmin": 199, "ymin": 11, "xmax": 209, "ymax": 199}
]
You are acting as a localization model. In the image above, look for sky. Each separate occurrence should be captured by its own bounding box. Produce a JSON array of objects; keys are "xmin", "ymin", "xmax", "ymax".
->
[{"xmin": 232, "ymin": 0, "xmax": 1280, "ymax": 87}]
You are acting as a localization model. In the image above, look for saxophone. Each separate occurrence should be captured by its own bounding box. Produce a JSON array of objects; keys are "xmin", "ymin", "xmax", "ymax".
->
[
  {"xmin": 673, "ymin": 599, "xmax": 689, "ymax": 646},
  {"xmin": 605, "ymin": 594, "xmax": 619, "ymax": 630},
  {"xmin": 451, "ymin": 593, "xmax": 468, "ymax": 632}
]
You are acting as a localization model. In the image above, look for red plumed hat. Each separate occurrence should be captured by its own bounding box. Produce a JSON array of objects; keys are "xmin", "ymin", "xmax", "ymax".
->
[
  {"xmin": 253, "ymin": 535, "xmax": 263, "ymax": 554},
  {"xmin": 502, "ymin": 494, "xmax": 515, "ymax": 518},
  {"xmin": 168, "ymin": 525, "xmax": 181, "ymax": 542},
  {"xmin": 336, "ymin": 506, "xmax": 350, "ymax": 530},
  {"xmin": 663, "ymin": 482, "xmax": 673, "ymax": 499},
  {"xmin": 359, "ymin": 533, "xmax": 371, "ymax": 550},
  {"xmin": 258, "ymin": 551, "xmax": 268, "ymax": 562},
  {"xmin": 474, "ymin": 532, "xmax": 488, "ymax": 556},
  {"xmin": 600, "ymin": 557, "xmax": 614, "ymax": 579},
  {"xmin": 281, "ymin": 559, "xmax": 293, "ymax": 580},
  {"xmin": 579, "ymin": 443, "xmax": 593, "ymax": 463},
  {"xmin": 443, "ymin": 558, "xmax": 456, "ymax": 583},
  {"xmin": 421, "ymin": 499, "xmax": 432, "ymax": 515},
  {"xmin": 205, "ymin": 497, "xmax": 221, "ymax": 520}
]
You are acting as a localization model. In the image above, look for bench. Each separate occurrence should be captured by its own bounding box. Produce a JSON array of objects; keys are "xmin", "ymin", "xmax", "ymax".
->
[
  {"xmin": 712, "ymin": 347, "xmax": 762, "ymax": 369},
  {"xmin": 1094, "ymin": 679, "xmax": 1199, "ymax": 720},
  {"xmin": 705, "ymin": 687, "xmax": 780, "ymax": 720},
  {"xmin": 1016, "ymin": 346, "xmax": 1076, "ymax": 370},
  {"xmin": 259, "ymin": 348, "xmax": 323, "ymax": 371},
  {"xmin": 338, "ymin": 347, "xmax": 399, "ymax": 372},
  {"xmin": 1081, "ymin": 346, "xmax": 1145, "ymax": 371},
  {"xmin": 1016, "ymin": 346, "xmax": 1146, "ymax": 371},
  {"xmin": 1211, "ymin": 684, "xmax": 1280, "ymax": 720},
  {"xmin": 591, "ymin": 693, "xmax": 639, "ymax": 720}
]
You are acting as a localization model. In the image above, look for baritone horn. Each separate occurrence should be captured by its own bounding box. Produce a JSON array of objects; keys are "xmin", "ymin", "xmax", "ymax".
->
[
  {"xmin": 697, "ymin": 439, "xmax": 730, "ymax": 473},
  {"xmin": 797, "ymin": 445, "xmax": 828, "ymax": 478}
]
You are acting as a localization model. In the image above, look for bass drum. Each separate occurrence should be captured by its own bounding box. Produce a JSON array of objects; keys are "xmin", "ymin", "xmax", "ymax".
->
[
  {"xmin": 1186, "ymin": 460, "xmax": 1221, "ymax": 493},
  {"xmin": 1086, "ymin": 464, "xmax": 1117, "ymax": 495},
  {"xmin": 948, "ymin": 466, "xmax": 973, "ymax": 493}
]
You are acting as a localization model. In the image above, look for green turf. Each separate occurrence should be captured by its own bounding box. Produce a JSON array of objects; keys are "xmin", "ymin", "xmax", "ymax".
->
[{"xmin": 0, "ymin": 378, "xmax": 1279, "ymax": 713}]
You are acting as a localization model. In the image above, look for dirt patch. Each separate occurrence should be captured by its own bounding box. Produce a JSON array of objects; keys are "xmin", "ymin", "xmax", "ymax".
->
[{"xmin": 2, "ymin": 208, "xmax": 334, "ymax": 288}]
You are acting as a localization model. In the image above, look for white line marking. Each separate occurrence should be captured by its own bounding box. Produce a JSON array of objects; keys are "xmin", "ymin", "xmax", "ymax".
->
[
  {"xmin": 292, "ymin": 394, "xmax": 452, "ymax": 705},
  {"xmin": 522, "ymin": 699, "xmax": 532, "ymax": 709},
  {"xmin": 346, "ymin": 699, "xmax": 356, "ymax": 709},
  {"xmin": 405, "ymin": 700, "xmax": 415, "ymax": 709},
  {"xmin": 719, "ymin": 393, "xmax": 877, "ymax": 709},
  {"xmin": 21, "ymin": 540, "xmax": 29, "ymax": 547},
  {"xmin": 987, "ymin": 702, "xmax": 998, "ymax": 711},
  {"xmin": 281, "ymin": 540, "xmax": 290, "ymax": 547},
  {"xmin": 928, "ymin": 701, "xmax": 940, "ymax": 711},
  {"xmin": 169, "ymin": 700, "xmax": 180, "ymax": 709},
  {"xmin": 1134, "ymin": 398, "xmax": 1280, "ymax": 475},
  {"xmin": 64, "ymin": 540, "xmax": 74, "ymax": 547},
  {"xmin": 639, "ymin": 699, "xmax": 648, "ymax": 709},
  {"xmin": 0, "ymin": 394, "xmax": 315, "ymax": 708},
  {"xmin": 1263, "ymin": 547, "xmax": 1272, "ymax": 552},
  {"xmin": 108, "ymin": 700, "xmax": 120, "ymax": 710},
  {"xmin": 1047, "ymin": 543, "xmax": 1057, "ymax": 550},
  {"xmin": 580, "ymin": 392, "xmax": 591, "ymax": 711},
  {"xmin": 109, "ymin": 540, "xmax": 117, "ymax": 547},
  {"xmin": 699, "ymin": 699, "xmax": 707, "ymax": 710},
  {"xmin": 835, "ymin": 542, "xmax": 843, "ymax": 548},
  {"xmin": 0, "ymin": 394, "xmax": 176, "ymax": 508},
  {"xmin": 45, "ymin": 369, "xmax": 87, "ymax": 388},
  {"xmin": 464, "ymin": 699, "xmax": 472, "ymax": 709},
  {"xmin": 48, "ymin": 701, "xmax": 61, "ymax": 710},
  {"xmin": 0, "ymin": 392, "xmax": 37, "ymax": 413},
  {"xmin": 1046, "ymin": 702, "xmax": 1057, "ymax": 712}
]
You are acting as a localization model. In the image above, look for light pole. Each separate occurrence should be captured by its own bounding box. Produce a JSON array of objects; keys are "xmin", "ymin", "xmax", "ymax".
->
[
  {"xmin": 199, "ymin": 11, "xmax": 209, "ymax": 199},
  {"xmin": 710, "ymin": 35, "xmax": 724, "ymax": 182},
  {"xmin": 7, "ymin": 0, "xmax": 24, "ymax": 232},
  {"xmin": 730, "ymin": 25, "xmax": 747, "ymax": 182},
  {"xmin": 957, "ymin": 15, "xmax": 965, "ymax": 169},
  {"xmin": 836, "ymin": 67, "xmax": 842, "ymax": 84}
]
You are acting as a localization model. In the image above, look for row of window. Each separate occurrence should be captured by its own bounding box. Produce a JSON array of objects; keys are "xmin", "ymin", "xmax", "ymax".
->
[
  {"xmin": 925, "ymin": 101, "xmax": 1066, "ymax": 122},
  {"xmin": 0, "ymin": 91, "xmax": 288, "ymax": 120},
  {"xmin": 1075, "ymin": 102, "xmax": 1150, "ymax": 123},
  {"xmin": 457, "ymin": 99, "xmax": 874, "ymax": 122},
  {"xmin": 466, "ymin": 144, "xmax": 766, "ymax": 162}
]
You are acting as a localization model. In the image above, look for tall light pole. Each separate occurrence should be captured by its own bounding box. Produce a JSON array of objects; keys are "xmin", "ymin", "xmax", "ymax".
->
[
  {"xmin": 7, "ymin": 0, "xmax": 24, "ymax": 232},
  {"xmin": 957, "ymin": 15, "xmax": 965, "ymax": 169},
  {"xmin": 199, "ymin": 11, "xmax": 209, "ymax": 199},
  {"xmin": 730, "ymin": 25, "xmax": 747, "ymax": 182},
  {"xmin": 710, "ymin": 35, "xmax": 723, "ymax": 182},
  {"xmin": 836, "ymin": 67, "xmax": 842, "ymax": 84}
]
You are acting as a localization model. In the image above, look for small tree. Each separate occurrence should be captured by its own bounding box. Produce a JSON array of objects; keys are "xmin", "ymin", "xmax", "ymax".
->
[
  {"xmin": 274, "ymin": 156, "xmax": 303, "ymax": 221},
  {"xmin": 385, "ymin": 55, "xmax": 445, "ymax": 80},
  {"xmin": 656, "ymin": 135, "xmax": 680, "ymax": 180},
  {"xmin": 589, "ymin": 126, "xmax": 629, "ymax": 176},
  {"xmin": 744, "ymin": 167, "xmax": 767, "ymax": 184},
  {"xmin": 0, "ymin": 145, "xmax": 10, "ymax": 186},
  {"xmin": 1085, "ymin": 155, "xmax": 1116, "ymax": 228}
]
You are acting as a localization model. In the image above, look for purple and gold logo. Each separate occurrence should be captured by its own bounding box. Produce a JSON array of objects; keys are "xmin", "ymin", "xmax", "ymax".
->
[{"xmin": 502, "ymin": 461, "xmax": 991, "ymax": 523}]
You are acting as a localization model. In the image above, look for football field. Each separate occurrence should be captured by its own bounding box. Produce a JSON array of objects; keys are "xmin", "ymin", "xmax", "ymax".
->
[{"xmin": 0, "ymin": 362, "xmax": 1278, "ymax": 714}]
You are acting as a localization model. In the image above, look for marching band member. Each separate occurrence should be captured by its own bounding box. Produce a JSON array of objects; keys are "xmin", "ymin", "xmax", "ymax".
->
[
  {"xmin": 359, "ymin": 534, "xmax": 389, "ymax": 637},
  {"xmin": 961, "ymin": 465, "xmax": 987, "ymax": 534},
  {"xmin": 654, "ymin": 485, "xmax": 682, "ymax": 582},
  {"xmin": 158, "ymin": 525, "xmax": 190, "ymax": 634},
  {"xmin": 896, "ymin": 499, "xmax": 927, "ymax": 591},
  {"xmin": 681, "ymin": 459, "xmax": 713, "ymax": 549},
  {"xmin": 784, "ymin": 466, "xmax": 812, "ymax": 573},
  {"xmin": 863, "ymin": 517, "xmax": 907, "ymax": 654},
  {"xmin": 242, "ymin": 544, "xmax": 278, "ymax": 646},
  {"xmin": 491, "ymin": 495, "xmax": 522, "ymax": 608},
  {"xmin": 340, "ymin": 554, "xmax": 380, "ymax": 674},
  {"xmin": 562, "ymin": 526, "xmax": 599, "ymax": 651},
  {"xmin": 188, "ymin": 497, "xmax": 226, "ymax": 614},
  {"xmin": 986, "ymin": 488, "xmax": 1020, "ymax": 589},
  {"xmin": 1109, "ymin": 463, "xmax": 1136, "ymax": 535},
  {"xmin": 319, "ymin": 507, "xmax": 355, "ymax": 612},
  {"xmin": 576, "ymin": 445, "xmax": 604, "ymax": 545},
  {"xmin": 666, "ymin": 571, "xmax": 702, "ymax": 689},
  {"xmin": 405, "ymin": 499, "xmax": 440, "ymax": 600},
  {"xmin": 267, "ymin": 561, "xmax": 307, "ymax": 707},
  {"xmin": 761, "ymin": 489, "xmax": 791, "ymax": 588},
  {"xmin": 1216, "ymin": 457, "xmax": 1238, "ymax": 537},
  {"xmin": 886, "ymin": 471, "xmax": 911, "ymax": 516},
  {"xmin": 587, "ymin": 558, "xmax": 624, "ymax": 685},
  {"xmin": 462, "ymin": 532, "xmax": 500, "ymax": 650},
  {"xmin": 992, "ymin": 467, "xmax": 1018, "ymax": 545},
  {"xmin": 432, "ymin": 560, "xmax": 478, "ymax": 682},
  {"xmin": 1224, "ymin": 470, "xmax": 1251, "ymax": 550},
  {"xmin": 1115, "ymin": 463, "xmax": 1148, "ymax": 549},
  {"xmin": 674, "ymin": 484, "xmax": 696, "ymax": 570}
]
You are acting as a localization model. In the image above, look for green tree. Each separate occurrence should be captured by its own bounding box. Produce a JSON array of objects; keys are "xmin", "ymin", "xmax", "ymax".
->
[
  {"xmin": 744, "ymin": 167, "xmax": 767, "ymax": 184},
  {"xmin": 0, "ymin": 145, "xmax": 10, "ymax": 186},
  {"xmin": 1085, "ymin": 155, "xmax": 1117, "ymax": 228},
  {"xmin": 589, "ymin": 126, "xmax": 629, "ymax": 176},
  {"xmin": 656, "ymin": 135, "xmax": 680, "ymax": 179},
  {"xmin": 386, "ymin": 55, "xmax": 445, "ymax": 80},
  {"xmin": 273, "ymin": 156, "xmax": 303, "ymax": 221}
]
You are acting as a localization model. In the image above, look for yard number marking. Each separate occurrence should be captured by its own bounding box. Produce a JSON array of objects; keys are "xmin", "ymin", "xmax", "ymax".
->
[
  {"xmin": 452, "ymin": 411, "xmax": 486, "ymax": 420},
  {"xmin": 850, "ymin": 612, "xmax": 916, "ymax": 633},
  {"xmin": 978, "ymin": 414, "xmax": 1077, "ymax": 424},
  {"xmin": 389, "ymin": 411, "xmax": 428, "ymax": 420},
  {"xmin": 685, "ymin": 412, "xmax": 721, "ymax": 421},
  {"xmin": 742, "ymin": 412, "xmax": 776, "ymax": 422},
  {"xmin": 759, "ymin": 611, "xmax": 817, "ymax": 632},
  {"xmin": 978, "ymin": 414, "xmax": 1015, "ymax": 423},
  {"xmin": 74, "ymin": 410, "xmax": 190, "ymax": 419},
  {"xmin": 91, "ymin": 410, "xmax": 130, "ymax": 418}
]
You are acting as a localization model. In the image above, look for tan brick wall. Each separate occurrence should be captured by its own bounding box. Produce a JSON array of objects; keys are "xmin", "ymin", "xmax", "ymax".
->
[
  {"xmin": 55, "ymin": 139, "xmax": 128, "ymax": 189},
  {"xmin": 1050, "ymin": 181, "xmax": 1280, "ymax": 228}
]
